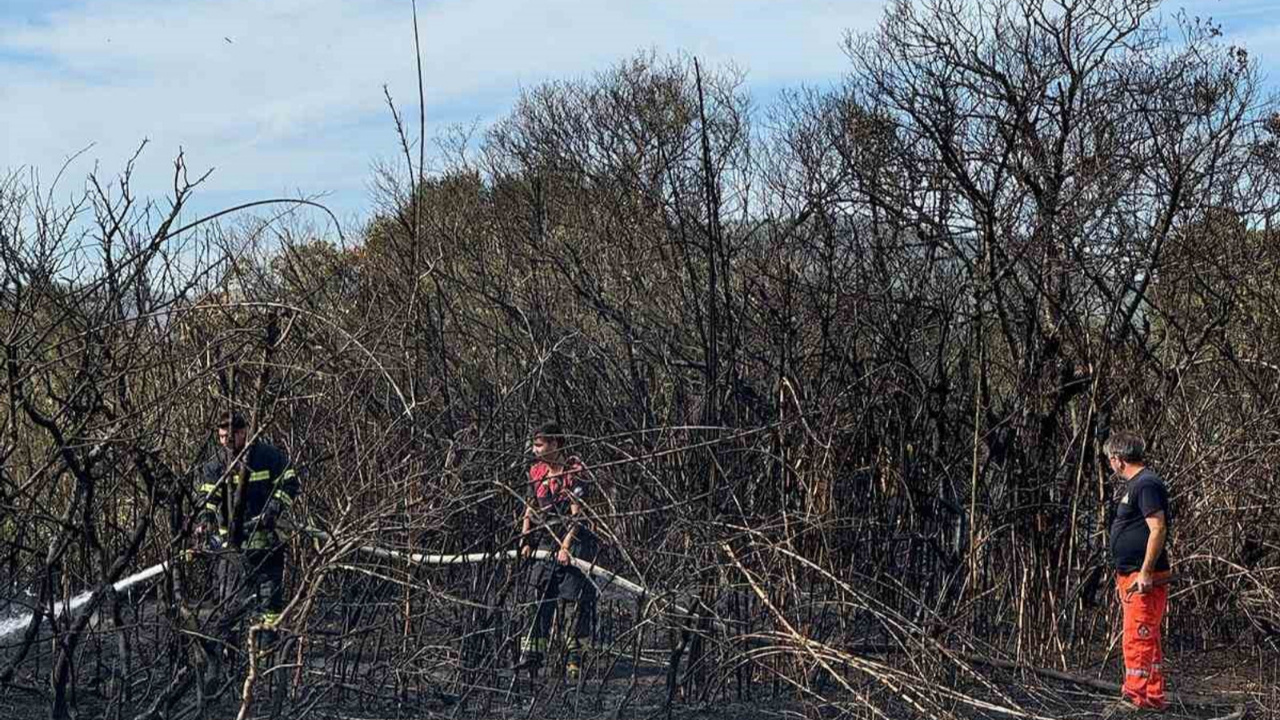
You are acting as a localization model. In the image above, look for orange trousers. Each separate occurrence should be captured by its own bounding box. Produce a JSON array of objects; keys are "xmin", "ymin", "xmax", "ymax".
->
[{"xmin": 1115, "ymin": 571, "xmax": 1169, "ymax": 709}]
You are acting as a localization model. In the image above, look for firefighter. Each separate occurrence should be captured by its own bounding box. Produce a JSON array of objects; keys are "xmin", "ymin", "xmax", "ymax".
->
[
  {"xmin": 514, "ymin": 422, "xmax": 598, "ymax": 679},
  {"xmin": 194, "ymin": 411, "xmax": 300, "ymax": 683}
]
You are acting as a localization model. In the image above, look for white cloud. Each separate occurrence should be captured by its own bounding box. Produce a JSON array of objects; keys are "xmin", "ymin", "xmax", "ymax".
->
[{"xmin": 0, "ymin": 0, "xmax": 882, "ymax": 221}]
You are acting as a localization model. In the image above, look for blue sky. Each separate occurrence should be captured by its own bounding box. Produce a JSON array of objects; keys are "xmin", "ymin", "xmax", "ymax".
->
[{"xmin": 1, "ymin": 0, "xmax": 1276, "ymax": 231}]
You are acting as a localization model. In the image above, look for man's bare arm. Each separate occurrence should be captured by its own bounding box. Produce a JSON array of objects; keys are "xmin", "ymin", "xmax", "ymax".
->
[
  {"xmin": 557, "ymin": 500, "xmax": 581, "ymax": 563},
  {"xmin": 1140, "ymin": 511, "xmax": 1167, "ymax": 572},
  {"xmin": 1132, "ymin": 510, "xmax": 1168, "ymax": 593}
]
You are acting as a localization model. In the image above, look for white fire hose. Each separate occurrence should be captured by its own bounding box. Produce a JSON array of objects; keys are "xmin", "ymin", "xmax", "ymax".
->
[{"xmin": 1, "ymin": 523, "xmax": 665, "ymax": 641}]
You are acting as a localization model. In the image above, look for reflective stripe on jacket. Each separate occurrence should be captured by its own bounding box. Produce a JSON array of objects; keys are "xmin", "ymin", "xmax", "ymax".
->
[{"xmin": 197, "ymin": 441, "xmax": 300, "ymax": 546}]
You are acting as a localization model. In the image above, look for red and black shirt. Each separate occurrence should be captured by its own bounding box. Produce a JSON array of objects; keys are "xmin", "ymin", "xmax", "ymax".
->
[{"xmin": 527, "ymin": 456, "xmax": 589, "ymax": 534}]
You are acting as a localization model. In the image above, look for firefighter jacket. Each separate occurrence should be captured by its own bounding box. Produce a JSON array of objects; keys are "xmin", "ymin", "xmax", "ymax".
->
[{"xmin": 197, "ymin": 441, "xmax": 299, "ymax": 550}]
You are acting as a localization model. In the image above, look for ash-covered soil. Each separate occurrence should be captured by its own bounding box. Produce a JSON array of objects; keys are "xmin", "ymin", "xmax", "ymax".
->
[{"xmin": 2, "ymin": 644, "xmax": 1274, "ymax": 720}]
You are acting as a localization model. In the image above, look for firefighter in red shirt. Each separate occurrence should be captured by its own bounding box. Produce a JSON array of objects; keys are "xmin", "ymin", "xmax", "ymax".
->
[{"xmin": 514, "ymin": 422, "xmax": 598, "ymax": 679}]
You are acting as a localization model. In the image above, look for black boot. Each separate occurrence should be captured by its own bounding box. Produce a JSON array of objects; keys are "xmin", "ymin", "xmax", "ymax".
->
[
  {"xmin": 566, "ymin": 638, "xmax": 587, "ymax": 681},
  {"xmin": 254, "ymin": 626, "xmax": 279, "ymax": 652}
]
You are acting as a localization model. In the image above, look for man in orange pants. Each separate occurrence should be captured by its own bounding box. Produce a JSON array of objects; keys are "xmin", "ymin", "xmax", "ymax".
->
[{"xmin": 1105, "ymin": 431, "xmax": 1172, "ymax": 713}]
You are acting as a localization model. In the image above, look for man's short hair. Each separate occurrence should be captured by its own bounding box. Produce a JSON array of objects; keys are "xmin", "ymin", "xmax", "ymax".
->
[
  {"xmin": 533, "ymin": 421, "xmax": 564, "ymax": 444},
  {"xmin": 1104, "ymin": 431, "xmax": 1145, "ymax": 463},
  {"xmin": 217, "ymin": 411, "xmax": 248, "ymax": 430}
]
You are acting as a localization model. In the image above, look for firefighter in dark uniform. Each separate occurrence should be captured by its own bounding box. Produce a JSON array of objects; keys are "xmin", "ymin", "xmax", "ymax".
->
[
  {"xmin": 514, "ymin": 422, "xmax": 598, "ymax": 679},
  {"xmin": 194, "ymin": 411, "xmax": 300, "ymax": 677}
]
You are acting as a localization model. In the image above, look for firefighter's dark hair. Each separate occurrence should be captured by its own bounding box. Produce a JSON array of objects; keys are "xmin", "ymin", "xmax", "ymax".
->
[{"xmin": 532, "ymin": 421, "xmax": 564, "ymax": 446}]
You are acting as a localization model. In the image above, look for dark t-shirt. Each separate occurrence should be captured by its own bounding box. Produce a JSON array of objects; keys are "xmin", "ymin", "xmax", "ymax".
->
[{"xmin": 1109, "ymin": 468, "xmax": 1171, "ymax": 573}]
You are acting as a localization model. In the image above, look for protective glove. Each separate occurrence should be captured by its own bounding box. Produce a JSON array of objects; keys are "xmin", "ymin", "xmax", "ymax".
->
[
  {"xmin": 254, "ymin": 498, "xmax": 284, "ymax": 531},
  {"xmin": 191, "ymin": 521, "xmax": 224, "ymax": 554}
]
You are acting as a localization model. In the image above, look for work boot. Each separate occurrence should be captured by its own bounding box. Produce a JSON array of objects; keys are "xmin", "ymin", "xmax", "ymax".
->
[
  {"xmin": 254, "ymin": 626, "xmax": 279, "ymax": 652},
  {"xmin": 566, "ymin": 639, "xmax": 586, "ymax": 681}
]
